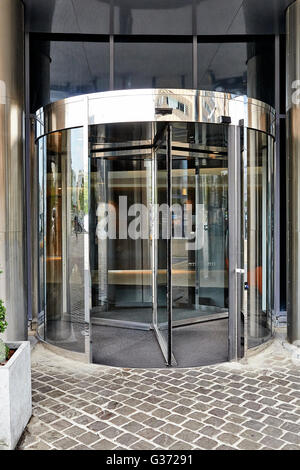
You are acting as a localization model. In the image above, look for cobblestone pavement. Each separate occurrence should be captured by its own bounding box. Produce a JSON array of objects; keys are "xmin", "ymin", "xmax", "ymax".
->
[{"xmin": 18, "ymin": 334, "xmax": 300, "ymax": 450}]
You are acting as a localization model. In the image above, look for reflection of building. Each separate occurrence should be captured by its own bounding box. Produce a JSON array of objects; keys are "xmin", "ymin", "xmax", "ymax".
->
[{"xmin": 1, "ymin": 0, "xmax": 300, "ymax": 363}]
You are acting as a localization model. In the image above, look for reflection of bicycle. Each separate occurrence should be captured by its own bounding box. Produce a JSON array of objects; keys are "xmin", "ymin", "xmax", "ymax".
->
[{"xmin": 73, "ymin": 216, "xmax": 84, "ymax": 237}]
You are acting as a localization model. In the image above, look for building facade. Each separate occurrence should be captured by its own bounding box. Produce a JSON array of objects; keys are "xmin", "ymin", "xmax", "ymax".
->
[{"xmin": 0, "ymin": 0, "xmax": 300, "ymax": 367}]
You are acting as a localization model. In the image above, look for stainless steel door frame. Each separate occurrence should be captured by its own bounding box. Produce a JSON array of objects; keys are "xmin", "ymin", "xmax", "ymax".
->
[
  {"xmin": 83, "ymin": 96, "xmax": 92, "ymax": 363},
  {"xmin": 166, "ymin": 124, "xmax": 173, "ymax": 367},
  {"xmin": 152, "ymin": 123, "xmax": 176, "ymax": 366},
  {"xmin": 228, "ymin": 125, "xmax": 243, "ymax": 361}
]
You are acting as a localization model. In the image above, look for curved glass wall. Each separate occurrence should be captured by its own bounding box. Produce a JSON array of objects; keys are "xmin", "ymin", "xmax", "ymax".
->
[
  {"xmin": 36, "ymin": 90, "xmax": 275, "ymax": 367},
  {"xmin": 38, "ymin": 127, "xmax": 88, "ymax": 353},
  {"xmin": 243, "ymin": 129, "xmax": 274, "ymax": 346}
]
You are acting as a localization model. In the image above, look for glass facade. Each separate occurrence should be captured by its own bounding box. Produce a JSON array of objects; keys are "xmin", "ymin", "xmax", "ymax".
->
[
  {"xmin": 24, "ymin": 0, "xmax": 290, "ymax": 36},
  {"xmin": 30, "ymin": 36, "xmax": 275, "ymax": 111},
  {"xmin": 30, "ymin": 39, "xmax": 109, "ymax": 110},
  {"xmin": 114, "ymin": 40, "xmax": 193, "ymax": 90},
  {"xmin": 113, "ymin": 1, "xmax": 193, "ymax": 35},
  {"xmin": 197, "ymin": 40, "xmax": 275, "ymax": 105}
]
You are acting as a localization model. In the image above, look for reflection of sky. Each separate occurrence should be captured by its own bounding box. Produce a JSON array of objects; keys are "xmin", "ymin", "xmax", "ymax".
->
[
  {"xmin": 70, "ymin": 128, "xmax": 84, "ymax": 177},
  {"xmin": 228, "ymin": 95, "xmax": 247, "ymax": 126}
]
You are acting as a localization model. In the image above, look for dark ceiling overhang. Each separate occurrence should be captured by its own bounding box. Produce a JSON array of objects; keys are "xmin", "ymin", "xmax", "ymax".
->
[{"xmin": 23, "ymin": 0, "xmax": 294, "ymax": 35}]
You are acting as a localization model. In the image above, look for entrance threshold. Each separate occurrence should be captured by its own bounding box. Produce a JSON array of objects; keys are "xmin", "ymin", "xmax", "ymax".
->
[{"xmin": 91, "ymin": 311, "xmax": 228, "ymax": 331}]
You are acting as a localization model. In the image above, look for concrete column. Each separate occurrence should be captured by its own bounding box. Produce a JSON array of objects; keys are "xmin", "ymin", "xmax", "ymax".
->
[
  {"xmin": 0, "ymin": 0, "xmax": 26, "ymax": 341},
  {"xmin": 287, "ymin": 0, "xmax": 300, "ymax": 344}
]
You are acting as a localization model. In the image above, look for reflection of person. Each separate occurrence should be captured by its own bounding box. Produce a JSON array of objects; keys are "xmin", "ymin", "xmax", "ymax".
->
[
  {"xmin": 74, "ymin": 215, "xmax": 79, "ymax": 238},
  {"xmin": 74, "ymin": 214, "xmax": 83, "ymax": 238},
  {"xmin": 50, "ymin": 207, "xmax": 56, "ymax": 244}
]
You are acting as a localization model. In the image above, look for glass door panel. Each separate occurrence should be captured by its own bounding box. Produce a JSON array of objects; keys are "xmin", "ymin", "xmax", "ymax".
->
[
  {"xmin": 242, "ymin": 129, "xmax": 274, "ymax": 349},
  {"xmin": 170, "ymin": 123, "xmax": 230, "ymax": 367},
  {"xmin": 45, "ymin": 128, "xmax": 87, "ymax": 354},
  {"xmin": 90, "ymin": 153, "xmax": 153, "ymax": 326},
  {"xmin": 171, "ymin": 123, "xmax": 229, "ymax": 325},
  {"xmin": 153, "ymin": 125, "xmax": 174, "ymax": 365}
]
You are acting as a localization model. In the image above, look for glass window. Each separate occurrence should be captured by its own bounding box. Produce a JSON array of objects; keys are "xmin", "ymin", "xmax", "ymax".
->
[
  {"xmin": 30, "ymin": 39, "xmax": 109, "ymax": 111},
  {"xmin": 114, "ymin": 40, "xmax": 193, "ymax": 90},
  {"xmin": 113, "ymin": 1, "xmax": 193, "ymax": 35},
  {"xmin": 26, "ymin": 0, "xmax": 110, "ymax": 34},
  {"xmin": 198, "ymin": 40, "xmax": 275, "ymax": 106},
  {"xmin": 195, "ymin": 0, "xmax": 243, "ymax": 35}
]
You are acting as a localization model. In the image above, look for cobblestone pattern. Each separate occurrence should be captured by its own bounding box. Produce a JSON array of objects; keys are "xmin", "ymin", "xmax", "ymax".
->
[{"xmin": 18, "ymin": 338, "xmax": 300, "ymax": 450}]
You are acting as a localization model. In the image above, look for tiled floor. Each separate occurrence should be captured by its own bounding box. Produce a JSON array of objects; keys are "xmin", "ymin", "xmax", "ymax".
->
[{"xmin": 18, "ymin": 335, "xmax": 300, "ymax": 450}]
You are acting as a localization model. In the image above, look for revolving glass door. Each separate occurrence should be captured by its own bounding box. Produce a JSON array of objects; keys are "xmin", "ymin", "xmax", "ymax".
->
[{"xmin": 89, "ymin": 121, "xmax": 234, "ymax": 367}]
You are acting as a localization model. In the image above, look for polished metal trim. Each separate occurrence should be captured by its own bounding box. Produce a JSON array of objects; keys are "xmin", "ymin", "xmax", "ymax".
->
[
  {"xmin": 162, "ymin": 312, "xmax": 229, "ymax": 329},
  {"xmin": 228, "ymin": 126, "xmax": 242, "ymax": 361},
  {"xmin": 242, "ymin": 124, "xmax": 249, "ymax": 358},
  {"xmin": 152, "ymin": 124, "xmax": 174, "ymax": 365},
  {"xmin": 91, "ymin": 140, "xmax": 153, "ymax": 150},
  {"xmin": 91, "ymin": 147, "xmax": 153, "ymax": 158},
  {"xmin": 167, "ymin": 124, "xmax": 173, "ymax": 367},
  {"xmin": 153, "ymin": 324, "xmax": 177, "ymax": 367},
  {"xmin": 83, "ymin": 96, "xmax": 92, "ymax": 362},
  {"xmin": 0, "ymin": 0, "xmax": 26, "ymax": 341},
  {"xmin": 91, "ymin": 312, "xmax": 229, "ymax": 332},
  {"xmin": 286, "ymin": 0, "xmax": 300, "ymax": 343},
  {"xmin": 35, "ymin": 89, "xmax": 276, "ymax": 140},
  {"xmin": 152, "ymin": 142, "xmax": 158, "ymax": 329},
  {"xmin": 274, "ymin": 35, "xmax": 281, "ymax": 322},
  {"xmin": 91, "ymin": 318, "xmax": 152, "ymax": 331}
]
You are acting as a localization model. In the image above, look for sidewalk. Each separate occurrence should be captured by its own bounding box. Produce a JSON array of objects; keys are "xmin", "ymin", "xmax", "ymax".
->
[{"xmin": 18, "ymin": 334, "xmax": 300, "ymax": 450}]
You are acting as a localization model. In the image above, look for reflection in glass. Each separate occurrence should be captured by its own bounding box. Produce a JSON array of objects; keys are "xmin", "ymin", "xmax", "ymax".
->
[
  {"xmin": 38, "ymin": 137, "xmax": 46, "ymax": 340},
  {"xmin": 26, "ymin": 0, "xmax": 110, "ymax": 34},
  {"xmin": 90, "ymin": 155, "xmax": 153, "ymax": 324},
  {"xmin": 154, "ymin": 131, "xmax": 169, "ymax": 351},
  {"xmin": 44, "ymin": 128, "xmax": 86, "ymax": 352},
  {"xmin": 115, "ymin": 41, "xmax": 193, "ymax": 90},
  {"xmin": 30, "ymin": 39, "xmax": 110, "ymax": 110},
  {"xmin": 46, "ymin": 132, "xmax": 63, "ymax": 341},
  {"xmin": 171, "ymin": 123, "xmax": 229, "ymax": 322},
  {"xmin": 244, "ymin": 129, "xmax": 274, "ymax": 345},
  {"xmin": 113, "ymin": 1, "xmax": 193, "ymax": 35},
  {"xmin": 197, "ymin": 41, "xmax": 275, "ymax": 106}
]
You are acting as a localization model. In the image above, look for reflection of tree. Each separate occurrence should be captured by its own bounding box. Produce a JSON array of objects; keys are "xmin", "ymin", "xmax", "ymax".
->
[
  {"xmin": 79, "ymin": 185, "xmax": 85, "ymax": 212},
  {"xmin": 70, "ymin": 168, "xmax": 87, "ymax": 236}
]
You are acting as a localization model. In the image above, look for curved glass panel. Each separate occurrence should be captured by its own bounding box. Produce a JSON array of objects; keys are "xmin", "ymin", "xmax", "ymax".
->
[
  {"xmin": 39, "ymin": 127, "xmax": 88, "ymax": 353},
  {"xmin": 243, "ymin": 129, "xmax": 274, "ymax": 346},
  {"xmin": 37, "ymin": 136, "xmax": 46, "ymax": 340}
]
